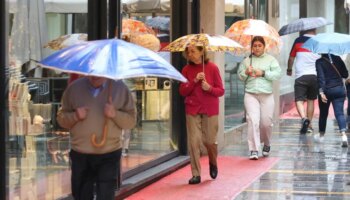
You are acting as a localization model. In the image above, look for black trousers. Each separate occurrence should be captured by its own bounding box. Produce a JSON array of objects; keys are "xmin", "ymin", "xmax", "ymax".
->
[{"xmin": 70, "ymin": 149, "xmax": 122, "ymax": 200}]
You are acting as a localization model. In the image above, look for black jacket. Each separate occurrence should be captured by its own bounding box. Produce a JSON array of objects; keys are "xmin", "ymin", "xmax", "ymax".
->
[{"xmin": 316, "ymin": 54, "xmax": 348, "ymax": 93}]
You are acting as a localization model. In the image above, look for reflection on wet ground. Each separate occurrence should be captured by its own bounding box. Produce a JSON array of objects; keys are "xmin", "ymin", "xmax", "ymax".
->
[
  {"xmin": 8, "ymin": 114, "xmax": 350, "ymax": 199},
  {"xmin": 223, "ymin": 118, "xmax": 350, "ymax": 199}
]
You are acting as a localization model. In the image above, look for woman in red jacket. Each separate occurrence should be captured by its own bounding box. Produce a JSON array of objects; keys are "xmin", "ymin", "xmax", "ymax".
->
[{"xmin": 179, "ymin": 45, "xmax": 225, "ymax": 184}]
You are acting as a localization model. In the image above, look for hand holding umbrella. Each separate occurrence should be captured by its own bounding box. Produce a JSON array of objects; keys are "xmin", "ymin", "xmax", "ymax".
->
[
  {"xmin": 194, "ymin": 72, "xmax": 205, "ymax": 83},
  {"xmin": 201, "ymin": 79, "xmax": 211, "ymax": 91},
  {"xmin": 75, "ymin": 107, "xmax": 88, "ymax": 121}
]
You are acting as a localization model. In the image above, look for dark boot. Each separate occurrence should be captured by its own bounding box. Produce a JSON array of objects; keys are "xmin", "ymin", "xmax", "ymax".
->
[
  {"xmin": 188, "ymin": 176, "xmax": 201, "ymax": 184},
  {"xmin": 209, "ymin": 163, "xmax": 218, "ymax": 179}
]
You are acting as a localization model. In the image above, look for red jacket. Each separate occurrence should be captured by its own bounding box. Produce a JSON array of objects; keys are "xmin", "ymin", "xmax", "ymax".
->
[{"xmin": 179, "ymin": 61, "xmax": 224, "ymax": 116}]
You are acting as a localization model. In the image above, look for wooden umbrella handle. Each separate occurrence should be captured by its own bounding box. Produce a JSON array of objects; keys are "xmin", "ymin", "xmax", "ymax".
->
[
  {"xmin": 91, "ymin": 119, "xmax": 108, "ymax": 147},
  {"xmin": 91, "ymin": 80, "xmax": 112, "ymax": 148}
]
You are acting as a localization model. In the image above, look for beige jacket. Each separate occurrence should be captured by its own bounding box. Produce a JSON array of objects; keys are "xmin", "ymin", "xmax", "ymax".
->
[{"xmin": 57, "ymin": 78, "xmax": 136, "ymax": 154}]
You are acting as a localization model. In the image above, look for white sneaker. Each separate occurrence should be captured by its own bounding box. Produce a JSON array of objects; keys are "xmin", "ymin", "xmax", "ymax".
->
[
  {"xmin": 319, "ymin": 135, "xmax": 324, "ymax": 143},
  {"xmin": 314, "ymin": 133, "xmax": 324, "ymax": 143},
  {"xmin": 341, "ymin": 135, "xmax": 348, "ymax": 148},
  {"xmin": 307, "ymin": 127, "xmax": 314, "ymax": 133}
]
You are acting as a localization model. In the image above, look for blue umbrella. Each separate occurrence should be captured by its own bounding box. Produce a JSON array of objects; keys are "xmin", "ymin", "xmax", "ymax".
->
[
  {"xmin": 302, "ymin": 32, "xmax": 350, "ymax": 56},
  {"xmin": 39, "ymin": 38, "xmax": 186, "ymax": 82},
  {"xmin": 145, "ymin": 16, "xmax": 170, "ymax": 31}
]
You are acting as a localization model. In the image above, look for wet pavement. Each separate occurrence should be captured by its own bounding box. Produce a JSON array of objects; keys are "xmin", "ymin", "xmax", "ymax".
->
[{"xmin": 222, "ymin": 118, "xmax": 350, "ymax": 199}]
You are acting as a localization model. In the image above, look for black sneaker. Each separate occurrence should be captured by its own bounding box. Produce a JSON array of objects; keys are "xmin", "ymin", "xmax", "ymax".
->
[
  {"xmin": 300, "ymin": 118, "xmax": 310, "ymax": 134},
  {"xmin": 262, "ymin": 145, "xmax": 270, "ymax": 157}
]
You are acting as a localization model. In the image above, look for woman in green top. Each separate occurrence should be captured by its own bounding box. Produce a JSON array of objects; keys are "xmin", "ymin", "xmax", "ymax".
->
[{"xmin": 238, "ymin": 36, "xmax": 282, "ymax": 160}]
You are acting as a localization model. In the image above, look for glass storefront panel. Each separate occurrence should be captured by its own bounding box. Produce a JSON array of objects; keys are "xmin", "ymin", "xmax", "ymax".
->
[
  {"xmin": 120, "ymin": 0, "xmax": 174, "ymax": 173},
  {"xmin": 8, "ymin": 0, "xmax": 75, "ymax": 197},
  {"xmin": 7, "ymin": 0, "xmax": 174, "ymax": 199},
  {"xmin": 224, "ymin": 0, "xmax": 245, "ymax": 130}
]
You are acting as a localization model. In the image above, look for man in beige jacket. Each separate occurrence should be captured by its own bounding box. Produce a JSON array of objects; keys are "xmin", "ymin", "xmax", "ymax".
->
[{"xmin": 57, "ymin": 76, "xmax": 136, "ymax": 200}]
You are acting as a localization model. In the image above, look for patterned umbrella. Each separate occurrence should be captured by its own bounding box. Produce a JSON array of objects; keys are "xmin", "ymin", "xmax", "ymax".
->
[
  {"xmin": 44, "ymin": 33, "xmax": 87, "ymax": 50},
  {"xmin": 162, "ymin": 33, "xmax": 243, "ymax": 52},
  {"xmin": 122, "ymin": 19, "xmax": 155, "ymax": 36},
  {"xmin": 278, "ymin": 17, "xmax": 332, "ymax": 36},
  {"xmin": 225, "ymin": 19, "xmax": 281, "ymax": 55}
]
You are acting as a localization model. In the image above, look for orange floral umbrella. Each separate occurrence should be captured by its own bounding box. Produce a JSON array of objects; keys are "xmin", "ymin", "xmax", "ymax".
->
[
  {"xmin": 122, "ymin": 19, "xmax": 155, "ymax": 36},
  {"xmin": 225, "ymin": 19, "xmax": 281, "ymax": 55}
]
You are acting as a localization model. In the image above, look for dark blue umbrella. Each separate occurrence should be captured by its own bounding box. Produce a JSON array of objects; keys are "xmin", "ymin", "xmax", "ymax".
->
[
  {"xmin": 278, "ymin": 17, "xmax": 332, "ymax": 36},
  {"xmin": 39, "ymin": 38, "xmax": 186, "ymax": 82}
]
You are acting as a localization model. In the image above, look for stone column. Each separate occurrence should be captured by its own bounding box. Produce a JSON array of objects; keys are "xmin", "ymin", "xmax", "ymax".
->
[
  {"xmin": 268, "ymin": 1, "xmax": 281, "ymax": 121},
  {"xmin": 200, "ymin": 0, "xmax": 226, "ymax": 150}
]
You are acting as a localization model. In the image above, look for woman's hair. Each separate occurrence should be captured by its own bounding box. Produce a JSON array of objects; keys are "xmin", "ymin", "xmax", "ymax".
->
[
  {"xmin": 183, "ymin": 46, "xmax": 209, "ymax": 65},
  {"xmin": 251, "ymin": 36, "xmax": 265, "ymax": 47}
]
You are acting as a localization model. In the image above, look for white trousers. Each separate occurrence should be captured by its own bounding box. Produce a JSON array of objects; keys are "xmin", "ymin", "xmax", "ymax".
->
[{"xmin": 244, "ymin": 92, "xmax": 274, "ymax": 152}]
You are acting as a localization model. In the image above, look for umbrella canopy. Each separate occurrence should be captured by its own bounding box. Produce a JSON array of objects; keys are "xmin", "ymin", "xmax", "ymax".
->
[
  {"xmin": 130, "ymin": 34, "xmax": 161, "ymax": 52},
  {"xmin": 278, "ymin": 17, "xmax": 332, "ymax": 36},
  {"xmin": 224, "ymin": 19, "xmax": 281, "ymax": 55},
  {"xmin": 162, "ymin": 33, "xmax": 243, "ymax": 52},
  {"xmin": 302, "ymin": 32, "xmax": 350, "ymax": 56},
  {"xmin": 39, "ymin": 38, "xmax": 187, "ymax": 82},
  {"xmin": 146, "ymin": 16, "xmax": 170, "ymax": 31},
  {"xmin": 44, "ymin": 33, "xmax": 88, "ymax": 50},
  {"xmin": 122, "ymin": 18, "xmax": 155, "ymax": 36}
]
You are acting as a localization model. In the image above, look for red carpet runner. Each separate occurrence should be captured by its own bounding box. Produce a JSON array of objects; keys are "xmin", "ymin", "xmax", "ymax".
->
[
  {"xmin": 280, "ymin": 100, "xmax": 336, "ymax": 119},
  {"xmin": 126, "ymin": 156, "xmax": 279, "ymax": 200}
]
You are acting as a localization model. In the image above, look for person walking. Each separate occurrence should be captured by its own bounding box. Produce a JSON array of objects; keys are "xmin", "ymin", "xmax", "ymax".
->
[
  {"xmin": 57, "ymin": 76, "xmax": 136, "ymax": 200},
  {"xmin": 314, "ymin": 54, "xmax": 348, "ymax": 147},
  {"xmin": 344, "ymin": 54, "xmax": 350, "ymax": 129},
  {"xmin": 238, "ymin": 36, "xmax": 282, "ymax": 160},
  {"xmin": 287, "ymin": 29, "xmax": 320, "ymax": 134},
  {"xmin": 179, "ymin": 45, "xmax": 224, "ymax": 184}
]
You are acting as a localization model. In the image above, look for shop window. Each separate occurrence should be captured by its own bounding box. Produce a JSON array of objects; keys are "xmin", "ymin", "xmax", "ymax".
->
[{"xmin": 224, "ymin": 0, "xmax": 245, "ymax": 130}]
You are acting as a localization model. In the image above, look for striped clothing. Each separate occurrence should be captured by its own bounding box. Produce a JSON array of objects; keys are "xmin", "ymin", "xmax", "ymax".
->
[{"xmin": 290, "ymin": 34, "xmax": 320, "ymax": 78}]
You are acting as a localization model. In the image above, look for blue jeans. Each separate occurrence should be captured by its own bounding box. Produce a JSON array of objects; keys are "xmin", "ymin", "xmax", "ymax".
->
[{"xmin": 318, "ymin": 86, "xmax": 347, "ymax": 133}]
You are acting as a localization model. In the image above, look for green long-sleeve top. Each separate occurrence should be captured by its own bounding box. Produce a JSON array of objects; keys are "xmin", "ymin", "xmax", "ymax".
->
[{"xmin": 238, "ymin": 53, "xmax": 282, "ymax": 94}]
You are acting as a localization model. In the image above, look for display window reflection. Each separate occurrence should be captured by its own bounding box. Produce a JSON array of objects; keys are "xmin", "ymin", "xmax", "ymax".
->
[{"xmin": 6, "ymin": 0, "xmax": 173, "ymax": 199}]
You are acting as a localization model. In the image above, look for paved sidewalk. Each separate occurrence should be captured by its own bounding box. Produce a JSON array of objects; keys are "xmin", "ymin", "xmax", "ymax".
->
[{"xmin": 222, "ymin": 114, "xmax": 350, "ymax": 199}]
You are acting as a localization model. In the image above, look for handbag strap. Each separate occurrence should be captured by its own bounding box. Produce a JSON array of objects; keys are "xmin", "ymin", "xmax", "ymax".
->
[{"xmin": 323, "ymin": 57, "xmax": 341, "ymax": 78}]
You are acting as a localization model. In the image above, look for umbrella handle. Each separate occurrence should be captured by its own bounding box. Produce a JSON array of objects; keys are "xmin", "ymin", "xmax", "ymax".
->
[
  {"xmin": 91, "ymin": 80, "xmax": 112, "ymax": 148},
  {"xmin": 91, "ymin": 119, "xmax": 108, "ymax": 147}
]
